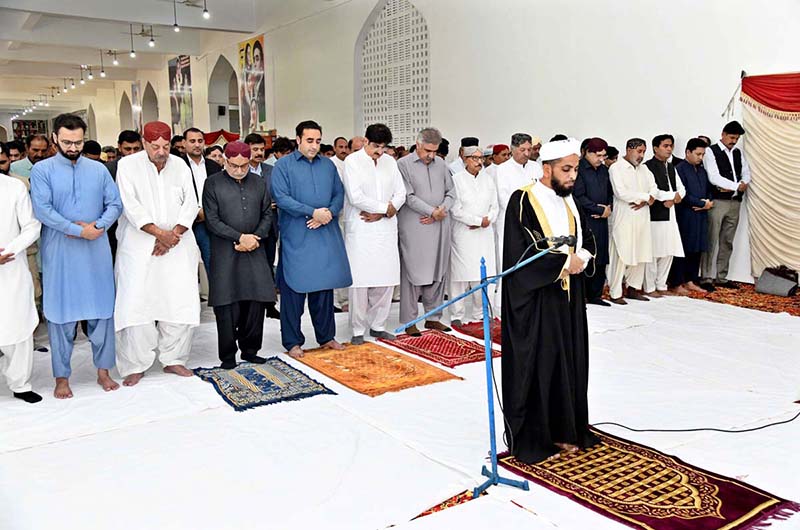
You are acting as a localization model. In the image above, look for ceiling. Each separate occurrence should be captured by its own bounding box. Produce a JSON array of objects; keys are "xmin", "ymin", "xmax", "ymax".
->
[{"xmin": 0, "ymin": 0, "xmax": 258, "ymax": 116}]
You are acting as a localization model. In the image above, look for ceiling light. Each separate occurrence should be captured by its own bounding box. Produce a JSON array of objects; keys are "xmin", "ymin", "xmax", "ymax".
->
[
  {"xmin": 130, "ymin": 50, "xmax": 136, "ymax": 58},
  {"xmin": 99, "ymin": 50, "xmax": 106, "ymax": 77},
  {"xmin": 129, "ymin": 24, "xmax": 137, "ymax": 58},
  {"xmin": 173, "ymin": 23, "xmax": 180, "ymax": 32},
  {"xmin": 63, "ymin": 79, "xmax": 68, "ymax": 93},
  {"xmin": 203, "ymin": 0, "xmax": 210, "ymax": 19},
  {"xmin": 70, "ymin": 78, "xmax": 76, "ymax": 89},
  {"xmin": 87, "ymin": 67, "xmax": 94, "ymax": 80},
  {"xmin": 173, "ymin": 0, "xmax": 180, "ymax": 31},
  {"xmin": 112, "ymin": 51, "xmax": 119, "ymax": 66},
  {"xmin": 149, "ymin": 37, "xmax": 156, "ymax": 47}
]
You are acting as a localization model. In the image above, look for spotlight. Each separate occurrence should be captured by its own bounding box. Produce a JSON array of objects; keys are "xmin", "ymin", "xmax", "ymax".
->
[
  {"xmin": 130, "ymin": 50, "xmax": 136, "ymax": 58},
  {"xmin": 203, "ymin": 0, "xmax": 210, "ymax": 19},
  {"xmin": 149, "ymin": 37, "xmax": 155, "ymax": 47},
  {"xmin": 173, "ymin": 23, "xmax": 180, "ymax": 33}
]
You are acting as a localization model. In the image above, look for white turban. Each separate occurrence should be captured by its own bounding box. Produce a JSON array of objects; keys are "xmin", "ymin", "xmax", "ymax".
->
[{"xmin": 539, "ymin": 138, "xmax": 581, "ymax": 162}]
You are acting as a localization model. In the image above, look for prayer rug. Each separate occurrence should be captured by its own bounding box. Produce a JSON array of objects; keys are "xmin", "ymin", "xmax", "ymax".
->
[
  {"xmin": 687, "ymin": 282, "xmax": 800, "ymax": 317},
  {"xmin": 498, "ymin": 428, "xmax": 800, "ymax": 530},
  {"xmin": 379, "ymin": 330, "xmax": 500, "ymax": 368},
  {"xmin": 193, "ymin": 358, "xmax": 335, "ymax": 411},
  {"xmin": 451, "ymin": 318, "xmax": 502, "ymax": 346},
  {"xmin": 294, "ymin": 342, "xmax": 461, "ymax": 397},
  {"xmin": 411, "ymin": 489, "xmax": 486, "ymax": 520}
]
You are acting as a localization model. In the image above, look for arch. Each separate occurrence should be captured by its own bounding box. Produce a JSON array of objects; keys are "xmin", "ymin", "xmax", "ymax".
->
[
  {"xmin": 87, "ymin": 104, "xmax": 98, "ymax": 140},
  {"xmin": 207, "ymin": 55, "xmax": 239, "ymax": 133},
  {"xmin": 0, "ymin": 124, "xmax": 7, "ymax": 142},
  {"xmin": 142, "ymin": 82, "xmax": 159, "ymax": 124},
  {"xmin": 119, "ymin": 92, "xmax": 133, "ymax": 131},
  {"xmin": 355, "ymin": 0, "xmax": 430, "ymax": 147}
]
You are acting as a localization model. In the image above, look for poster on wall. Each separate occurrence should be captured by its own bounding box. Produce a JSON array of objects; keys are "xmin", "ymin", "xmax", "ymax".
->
[
  {"xmin": 131, "ymin": 82, "xmax": 143, "ymax": 133},
  {"xmin": 168, "ymin": 55, "xmax": 193, "ymax": 133},
  {"xmin": 238, "ymin": 35, "xmax": 266, "ymax": 134}
]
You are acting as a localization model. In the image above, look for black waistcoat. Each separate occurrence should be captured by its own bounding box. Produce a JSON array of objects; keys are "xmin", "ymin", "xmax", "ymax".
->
[
  {"xmin": 709, "ymin": 144, "xmax": 743, "ymax": 202},
  {"xmin": 645, "ymin": 158, "xmax": 677, "ymax": 222}
]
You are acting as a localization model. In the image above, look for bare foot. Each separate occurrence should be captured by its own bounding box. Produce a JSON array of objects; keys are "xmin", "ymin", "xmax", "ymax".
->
[
  {"xmin": 685, "ymin": 282, "xmax": 706, "ymax": 293},
  {"xmin": 123, "ymin": 372, "xmax": 145, "ymax": 386},
  {"xmin": 163, "ymin": 365, "xmax": 193, "ymax": 377},
  {"xmin": 288, "ymin": 345, "xmax": 305, "ymax": 358},
  {"xmin": 54, "ymin": 378, "xmax": 73, "ymax": 399},
  {"xmin": 97, "ymin": 369, "xmax": 120, "ymax": 392},
  {"xmin": 555, "ymin": 442, "xmax": 580, "ymax": 453},
  {"xmin": 321, "ymin": 339, "xmax": 345, "ymax": 351},
  {"xmin": 672, "ymin": 285, "xmax": 691, "ymax": 296}
]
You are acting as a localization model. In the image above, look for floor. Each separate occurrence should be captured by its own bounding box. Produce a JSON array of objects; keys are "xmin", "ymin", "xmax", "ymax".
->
[{"xmin": 1, "ymin": 295, "xmax": 798, "ymax": 529}]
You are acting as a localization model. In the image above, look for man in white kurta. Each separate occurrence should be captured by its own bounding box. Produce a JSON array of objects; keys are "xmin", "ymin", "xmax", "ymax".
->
[
  {"xmin": 114, "ymin": 121, "xmax": 201, "ymax": 386},
  {"xmin": 342, "ymin": 125, "xmax": 407, "ymax": 344},
  {"xmin": 608, "ymin": 139, "xmax": 658, "ymax": 303},
  {"xmin": 449, "ymin": 146, "xmax": 499, "ymax": 324},
  {"xmin": 0, "ymin": 175, "xmax": 43, "ymax": 403},
  {"xmin": 643, "ymin": 137, "xmax": 686, "ymax": 296},
  {"xmin": 494, "ymin": 133, "xmax": 543, "ymax": 314}
]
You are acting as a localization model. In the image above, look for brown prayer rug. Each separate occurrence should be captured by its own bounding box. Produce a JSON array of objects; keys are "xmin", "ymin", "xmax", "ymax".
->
[
  {"xmin": 294, "ymin": 342, "xmax": 461, "ymax": 397},
  {"xmin": 379, "ymin": 329, "xmax": 500, "ymax": 368},
  {"xmin": 686, "ymin": 282, "xmax": 800, "ymax": 317},
  {"xmin": 498, "ymin": 428, "xmax": 799, "ymax": 530}
]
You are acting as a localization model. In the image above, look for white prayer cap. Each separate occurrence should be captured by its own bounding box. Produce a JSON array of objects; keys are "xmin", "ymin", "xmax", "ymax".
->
[
  {"xmin": 530, "ymin": 136, "xmax": 542, "ymax": 146},
  {"xmin": 539, "ymin": 138, "xmax": 581, "ymax": 162}
]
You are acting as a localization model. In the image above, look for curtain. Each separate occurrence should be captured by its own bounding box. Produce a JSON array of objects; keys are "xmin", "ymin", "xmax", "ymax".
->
[
  {"xmin": 740, "ymin": 73, "xmax": 800, "ymax": 276},
  {"xmin": 204, "ymin": 129, "xmax": 240, "ymax": 145}
]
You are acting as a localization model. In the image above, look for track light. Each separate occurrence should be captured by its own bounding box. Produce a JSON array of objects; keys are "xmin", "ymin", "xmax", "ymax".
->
[
  {"xmin": 63, "ymin": 79, "xmax": 68, "ymax": 93},
  {"xmin": 203, "ymin": 0, "xmax": 210, "ymax": 19},
  {"xmin": 70, "ymin": 78, "xmax": 76, "ymax": 89},
  {"xmin": 130, "ymin": 24, "xmax": 137, "ymax": 58},
  {"xmin": 88, "ymin": 67, "xmax": 94, "ymax": 80},
  {"xmin": 112, "ymin": 51, "xmax": 119, "ymax": 66},
  {"xmin": 173, "ymin": 0, "xmax": 180, "ymax": 31}
]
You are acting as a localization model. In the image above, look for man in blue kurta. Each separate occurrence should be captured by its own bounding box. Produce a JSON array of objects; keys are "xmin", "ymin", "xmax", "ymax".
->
[
  {"xmin": 271, "ymin": 120, "xmax": 351, "ymax": 357},
  {"xmin": 30, "ymin": 113, "xmax": 122, "ymax": 399}
]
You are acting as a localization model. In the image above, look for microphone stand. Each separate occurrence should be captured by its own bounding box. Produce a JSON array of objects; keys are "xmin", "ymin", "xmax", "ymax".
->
[{"xmin": 395, "ymin": 242, "xmax": 561, "ymax": 497}]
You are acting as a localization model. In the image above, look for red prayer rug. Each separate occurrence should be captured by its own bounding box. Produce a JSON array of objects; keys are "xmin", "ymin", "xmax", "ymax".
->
[
  {"xmin": 498, "ymin": 428, "xmax": 799, "ymax": 530},
  {"xmin": 379, "ymin": 330, "xmax": 500, "ymax": 369},
  {"xmin": 686, "ymin": 282, "xmax": 800, "ymax": 317},
  {"xmin": 451, "ymin": 318, "xmax": 502, "ymax": 346}
]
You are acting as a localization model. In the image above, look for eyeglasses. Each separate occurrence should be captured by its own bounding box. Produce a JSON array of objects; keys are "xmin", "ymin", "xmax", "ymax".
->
[
  {"xmin": 58, "ymin": 139, "xmax": 84, "ymax": 148},
  {"xmin": 465, "ymin": 155, "xmax": 485, "ymax": 161},
  {"xmin": 226, "ymin": 160, "xmax": 250, "ymax": 171}
]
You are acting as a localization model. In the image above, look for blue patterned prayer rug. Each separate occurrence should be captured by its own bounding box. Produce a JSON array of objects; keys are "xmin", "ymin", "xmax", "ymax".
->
[{"xmin": 193, "ymin": 357, "xmax": 336, "ymax": 411}]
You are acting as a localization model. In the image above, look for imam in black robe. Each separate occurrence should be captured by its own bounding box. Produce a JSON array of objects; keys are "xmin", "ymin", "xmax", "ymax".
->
[{"xmin": 501, "ymin": 187, "xmax": 600, "ymax": 464}]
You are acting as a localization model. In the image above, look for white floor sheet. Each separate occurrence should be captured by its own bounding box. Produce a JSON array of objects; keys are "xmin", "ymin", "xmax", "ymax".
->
[{"xmin": 1, "ymin": 296, "xmax": 798, "ymax": 529}]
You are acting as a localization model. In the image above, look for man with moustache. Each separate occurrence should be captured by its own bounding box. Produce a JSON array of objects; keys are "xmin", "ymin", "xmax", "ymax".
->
[
  {"xmin": 10, "ymin": 134, "xmax": 50, "ymax": 179},
  {"xmin": 114, "ymin": 121, "xmax": 201, "ymax": 386},
  {"xmin": 501, "ymin": 138, "xmax": 600, "ymax": 463},
  {"xmin": 30, "ymin": 114, "xmax": 122, "ymax": 399}
]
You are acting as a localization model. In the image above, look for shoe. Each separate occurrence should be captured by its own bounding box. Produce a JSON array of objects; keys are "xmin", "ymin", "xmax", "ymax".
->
[
  {"xmin": 699, "ymin": 281, "xmax": 716, "ymax": 293},
  {"xmin": 450, "ymin": 319, "xmax": 463, "ymax": 327},
  {"xmin": 334, "ymin": 306, "xmax": 344, "ymax": 313},
  {"xmin": 609, "ymin": 297, "xmax": 628, "ymax": 305},
  {"xmin": 715, "ymin": 279, "xmax": 739, "ymax": 289},
  {"xmin": 369, "ymin": 329, "xmax": 395, "ymax": 340},
  {"xmin": 587, "ymin": 298, "xmax": 611, "ymax": 307},
  {"xmin": 219, "ymin": 360, "xmax": 237, "ymax": 370},
  {"xmin": 13, "ymin": 391, "xmax": 43, "ymax": 404},
  {"xmin": 350, "ymin": 335, "xmax": 365, "ymax": 345},
  {"xmin": 425, "ymin": 320, "xmax": 452, "ymax": 332},
  {"xmin": 646, "ymin": 290, "xmax": 663, "ymax": 298},
  {"xmin": 266, "ymin": 304, "xmax": 281, "ymax": 319},
  {"xmin": 241, "ymin": 353, "xmax": 267, "ymax": 364},
  {"xmin": 625, "ymin": 287, "xmax": 650, "ymax": 301},
  {"xmin": 405, "ymin": 325, "xmax": 422, "ymax": 337}
]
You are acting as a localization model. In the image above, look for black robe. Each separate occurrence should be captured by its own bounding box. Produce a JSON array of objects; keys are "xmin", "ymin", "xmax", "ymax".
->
[
  {"xmin": 202, "ymin": 170, "xmax": 277, "ymax": 307},
  {"xmin": 500, "ymin": 188, "xmax": 600, "ymax": 463}
]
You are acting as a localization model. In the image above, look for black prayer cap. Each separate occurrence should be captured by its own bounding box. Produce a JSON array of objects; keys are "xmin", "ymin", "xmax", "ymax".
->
[
  {"xmin": 722, "ymin": 120, "xmax": 745, "ymax": 135},
  {"xmin": 437, "ymin": 138, "xmax": 450, "ymax": 157},
  {"xmin": 82, "ymin": 140, "xmax": 102, "ymax": 156},
  {"xmin": 460, "ymin": 136, "xmax": 479, "ymax": 147}
]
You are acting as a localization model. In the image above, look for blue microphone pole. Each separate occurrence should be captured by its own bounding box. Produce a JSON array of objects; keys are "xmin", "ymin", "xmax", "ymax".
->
[{"xmin": 395, "ymin": 242, "xmax": 561, "ymax": 497}]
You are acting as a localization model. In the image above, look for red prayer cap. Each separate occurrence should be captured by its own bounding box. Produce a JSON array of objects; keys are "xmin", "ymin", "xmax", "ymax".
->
[
  {"xmin": 224, "ymin": 141, "xmax": 251, "ymax": 159},
  {"xmin": 585, "ymin": 137, "xmax": 608, "ymax": 154},
  {"xmin": 143, "ymin": 121, "xmax": 172, "ymax": 143},
  {"xmin": 492, "ymin": 144, "xmax": 509, "ymax": 155}
]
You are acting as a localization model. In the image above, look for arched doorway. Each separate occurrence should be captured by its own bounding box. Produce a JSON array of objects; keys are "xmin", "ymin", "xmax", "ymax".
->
[
  {"xmin": 87, "ymin": 105, "xmax": 98, "ymax": 140},
  {"xmin": 119, "ymin": 92, "xmax": 133, "ymax": 131},
  {"xmin": 207, "ymin": 55, "xmax": 240, "ymax": 133},
  {"xmin": 143, "ymin": 82, "xmax": 159, "ymax": 124}
]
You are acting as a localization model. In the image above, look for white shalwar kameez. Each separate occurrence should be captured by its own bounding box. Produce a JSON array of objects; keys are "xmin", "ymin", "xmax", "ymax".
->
[
  {"xmin": 342, "ymin": 149, "xmax": 406, "ymax": 337},
  {"xmin": 449, "ymin": 169, "xmax": 499, "ymax": 322},
  {"xmin": 645, "ymin": 165, "xmax": 686, "ymax": 293},
  {"xmin": 114, "ymin": 151, "xmax": 201, "ymax": 376},
  {"xmin": 0, "ymin": 176, "xmax": 41, "ymax": 392},
  {"xmin": 493, "ymin": 158, "xmax": 542, "ymax": 313}
]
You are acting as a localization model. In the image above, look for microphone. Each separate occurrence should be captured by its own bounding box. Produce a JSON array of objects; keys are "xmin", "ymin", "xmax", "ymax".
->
[{"xmin": 547, "ymin": 235, "xmax": 577, "ymax": 247}]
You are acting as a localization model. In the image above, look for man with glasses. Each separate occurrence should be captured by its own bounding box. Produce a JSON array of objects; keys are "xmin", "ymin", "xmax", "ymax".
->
[
  {"xmin": 397, "ymin": 127, "xmax": 455, "ymax": 336},
  {"xmin": 203, "ymin": 141, "xmax": 276, "ymax": 369},
  {"xmin": 449, "ymin": 145, "xmax": 499, "ymax": 326},
  {"xmin": 341, "ymin": 123, "xmax": 406, "ymax": 344},
  {"xmin": 494, "ymin": 132, "xmax": 542, "ymax": 315},
  {"xmin": 573, "ymin": 137, "xmax": 613, "ymax": 306},
  {"xmin": 114, "ymin": 121, "xmax": 201, "ymax": 386},
  {"xmin": 10, "ymin": 134, "xmax": 50, "ymax": 179},
  {"xmin": 30, "ymin": 113, "xmax": 123, "ymax": 399}
]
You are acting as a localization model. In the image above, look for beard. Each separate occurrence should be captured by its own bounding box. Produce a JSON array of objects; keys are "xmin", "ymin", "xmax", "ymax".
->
[
  {"xmin": 552, "ymin": 178, "xmax": 574, "ymax": 197},
  {"xmin": 57, "ymin": 145, "xmax": 81, "ymax": 161}
]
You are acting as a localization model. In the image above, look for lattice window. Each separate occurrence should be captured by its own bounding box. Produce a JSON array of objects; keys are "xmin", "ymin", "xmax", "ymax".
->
[{"xmin": 356, "ymin": 0, "xmax": 430, "ymax": 148}]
